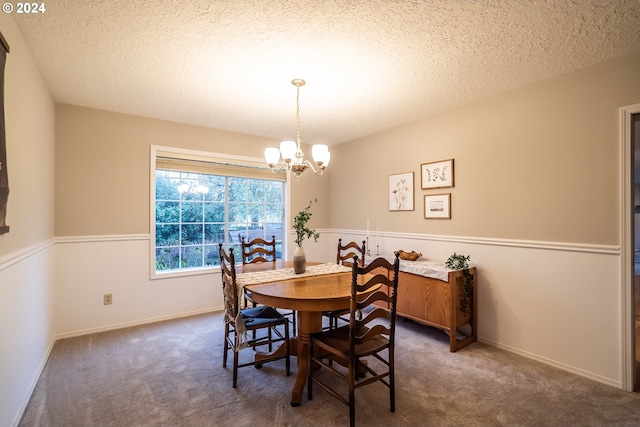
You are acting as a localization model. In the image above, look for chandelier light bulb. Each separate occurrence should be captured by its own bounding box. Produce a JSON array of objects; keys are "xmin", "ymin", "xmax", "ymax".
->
[
  {"xmin": 312, "ymin": 144, "xmax": 329, "ymax": 165},
  {"xmin": 264, "ymin": 147, "xmax": 281, "ymax": 166},
  {"xmin": 279, "ymin": 140, "xmax": 297, "ymax": 162}
]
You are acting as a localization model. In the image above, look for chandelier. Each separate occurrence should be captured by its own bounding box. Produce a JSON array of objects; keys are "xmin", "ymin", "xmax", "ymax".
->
[{"xmin": 264, "ymin": 79, "xmax": 330, "ymax": 177}]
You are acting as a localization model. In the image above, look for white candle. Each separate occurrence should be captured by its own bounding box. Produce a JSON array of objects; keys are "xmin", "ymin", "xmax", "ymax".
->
[
  {"xmin": 376, "ymin": 227, "xmax": 379, "ymax": 247},
  {"xmin": 367, "ymin": 220, "xmax": 370, "ymax": 240}
]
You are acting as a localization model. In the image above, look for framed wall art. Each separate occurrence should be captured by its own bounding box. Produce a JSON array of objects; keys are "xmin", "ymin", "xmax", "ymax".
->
[
  {"xmin": 424, "ymin": 193, "xmax": 451, "ymax": 219},
  {"xmin": 421, "ymin": 158, "xmax": 454, "ymax": 189},
  {"xmin": 388, "ymin": 172, "xmax": 414, "ymax": 211}
]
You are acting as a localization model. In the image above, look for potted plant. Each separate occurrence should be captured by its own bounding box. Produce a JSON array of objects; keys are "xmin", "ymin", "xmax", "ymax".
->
[
  {"xmin": 293, "ymin": 198, "xmax": 320, "ymax": 273},
  {"xmin": 445, "ymin": 252, "xmax": 474, "ymax": 314}
]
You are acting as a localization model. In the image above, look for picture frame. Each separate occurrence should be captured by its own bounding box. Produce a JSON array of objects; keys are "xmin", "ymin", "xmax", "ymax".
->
[
  {"xmin": 388, "ymin": 172, "xmax": 414, "ymax": 211},
  {"xmin": 421, "ymin": 159, "xmax": 454, "ymax": 189},
  {"xmin": 424, "ymin": 193, "xmax": 451, "ymax": 219}
]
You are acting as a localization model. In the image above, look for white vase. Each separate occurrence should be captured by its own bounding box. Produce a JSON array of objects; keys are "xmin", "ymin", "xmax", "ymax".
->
[{"xmin": 293, "ymin": 245, "xmax": 306, "ymax": 274}]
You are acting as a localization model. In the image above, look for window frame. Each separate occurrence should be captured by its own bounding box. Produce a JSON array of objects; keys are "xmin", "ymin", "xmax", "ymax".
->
[{"xmin": 149, "ymin": 145, "xmax": 290, "ymax": 280}]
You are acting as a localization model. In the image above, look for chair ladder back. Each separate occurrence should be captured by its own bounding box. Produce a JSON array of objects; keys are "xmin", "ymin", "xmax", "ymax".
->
[
  {"xmin": 337, "ymin": 238, "xmax": 366, "ymax": 266},
  {"xmin": 241, "ymin": 236, "xmax": 276, "ymax": 264},
  {"xmin": 349, "ymin": 253, "xmax": 400, "ymax": 346}
]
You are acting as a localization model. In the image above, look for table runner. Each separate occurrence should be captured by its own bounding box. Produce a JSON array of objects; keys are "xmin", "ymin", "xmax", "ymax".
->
[{"xmin": 237, "ymin": 262, "xmax": 351, "ymax": 287}]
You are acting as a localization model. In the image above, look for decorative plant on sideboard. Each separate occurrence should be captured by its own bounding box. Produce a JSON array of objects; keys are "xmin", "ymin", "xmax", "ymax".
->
[
  {"xmin": 445, "ymin": 252, "xmax": 474, "ymax": 315},
  {"xmin": 292, "ymin": 198, "xmax": 320, "ymax": 273}
]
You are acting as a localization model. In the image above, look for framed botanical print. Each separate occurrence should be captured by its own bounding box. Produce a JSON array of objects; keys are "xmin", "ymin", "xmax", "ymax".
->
[
  {"xmin": 421, "ymin": 159, "xmax": 454, "ymax": 189},
  {"xmin": 388, "ymin": 172, "xmax": 414, "ymax": 211},
  {"xmin": 424, "ymin": 193, "xmax": 451, "ymax": 219}
]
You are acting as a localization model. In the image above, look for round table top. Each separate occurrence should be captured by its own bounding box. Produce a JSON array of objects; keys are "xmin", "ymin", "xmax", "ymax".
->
[{"xmin": 241, "ymin": 261, "xmax": 374, "ymax": 312}]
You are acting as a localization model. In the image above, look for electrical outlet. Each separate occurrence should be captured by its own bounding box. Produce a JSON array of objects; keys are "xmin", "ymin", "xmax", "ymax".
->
[{"xmin": 103, "ymin": 294, "xmax": 112, "ymax": 305}]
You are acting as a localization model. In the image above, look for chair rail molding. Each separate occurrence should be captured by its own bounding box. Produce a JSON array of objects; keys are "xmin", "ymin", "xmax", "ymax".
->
[{"xmin": 0, "ymin": 238, "xmax": 54, "ymax": 272}]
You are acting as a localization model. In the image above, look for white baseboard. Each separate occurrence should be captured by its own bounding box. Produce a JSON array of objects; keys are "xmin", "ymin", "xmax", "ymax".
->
[
  {"xmin": 54, "ymin": 306, "xmax": 224, "ymax": 340},
  {"xmin": 478, "ymin": 336, "xmax": 621, "ymax": 389},
  {"xmin": 11, "ymin": 336, "xmax": 56, "ymax": 427}
]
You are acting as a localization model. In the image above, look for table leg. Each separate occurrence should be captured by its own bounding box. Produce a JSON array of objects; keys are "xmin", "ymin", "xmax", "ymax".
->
[{"xmin": 290, "ymin": 310, "xmax": 321, "ymax": 406}]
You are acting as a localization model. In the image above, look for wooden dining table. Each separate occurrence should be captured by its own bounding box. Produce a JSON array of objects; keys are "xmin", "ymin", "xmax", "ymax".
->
[{"xmin": 239, "ymin": 260, "xmax": 373, "ymax": 407}]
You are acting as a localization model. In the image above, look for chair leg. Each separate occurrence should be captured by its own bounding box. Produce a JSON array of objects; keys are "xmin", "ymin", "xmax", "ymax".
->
[
  {"xmin": 285, "ymin": 321, "xmax": 290, "ymax": 377},
  {"xmin": 307, "ymin": 339, "xmax": 314, "ymax": 400},
  {"xmin": 390, "ymin": 359, "xmax": 395, "ymax": 412},
  {"xmin": 390, "ymin": 371, "xmax": 395, "ymax": 412},
  {"xmin": 292, "ymin": 311, "xmax": 297, "ymax": 336},
  {"xmin": 349, "ymin": 356, "xmax": 356, "ymax": 427},
  {"xmin": 222, "ymin": 323, "xmax": 229, "ymax": 368},
  {"xmin": 233, "ymin": 349, "xmax": 239, "ymax": 388},
  {"xmin": 248, "ymin": 297, "xmax": 257, "ymax": 349}
]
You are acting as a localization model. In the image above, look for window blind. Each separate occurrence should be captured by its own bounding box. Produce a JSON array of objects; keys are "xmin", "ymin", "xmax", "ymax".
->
[{"xmin": 156, "ymin": 155, "xmax": 286, "ymax": 182}]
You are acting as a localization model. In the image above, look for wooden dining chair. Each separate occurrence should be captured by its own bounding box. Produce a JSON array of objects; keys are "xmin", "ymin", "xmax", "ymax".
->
[
  {"xmin": 308, "ymin": 252, "xmax": 400, "ymax": 427},
  {"xmin": 240, "ymin": 236, "xmax": 298, "ymax": 336},
  {"xmin": 240, "ymin": 235, "xmax": 297, "ymax": 336},
  {"xmin": 219, "ymin": 244, "xmax": 290, "ymax": 388},
  {"xmin": 240, "ymin": 236, "xmax": 277, "ymax": 308},
  {"xmin": 324, "ymin": 239, "xmax": 367, "ymax": 330}
]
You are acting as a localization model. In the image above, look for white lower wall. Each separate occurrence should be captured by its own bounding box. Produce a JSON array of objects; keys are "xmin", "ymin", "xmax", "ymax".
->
[
  {"xmin": 0, "ymin": 242, "xmax": 55, "ymax": 427},
  {"xmin": 54, "ymin": 230, "xmax": 622, "ymax": 388},
  {"xmin": 319, "ymin": 230, "xmax": 622, "ymax": 387},
  {"xmin": 54, "ymin": 236, "xmax": 222, "ymax": 338}
]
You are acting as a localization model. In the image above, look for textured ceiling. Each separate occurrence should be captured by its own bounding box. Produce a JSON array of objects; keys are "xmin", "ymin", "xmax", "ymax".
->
[{"xmin": 11, "ymin": 0, "xmax": 640, "ymax": 146}]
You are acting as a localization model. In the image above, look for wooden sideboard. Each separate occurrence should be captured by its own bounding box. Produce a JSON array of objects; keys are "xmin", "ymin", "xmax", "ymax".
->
[
  {"xmin": 374, "ymin": 265, "xmax": 477, "ymax": 352},
  {"xmin": 397, "ymin": 268, "xmax": 476, "ymax": 352}
]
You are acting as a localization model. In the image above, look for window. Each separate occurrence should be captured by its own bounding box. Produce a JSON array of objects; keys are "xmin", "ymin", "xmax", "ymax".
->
[{"xmin": 151, "ymin": 146, "xmax": 286, "ymax": 277}]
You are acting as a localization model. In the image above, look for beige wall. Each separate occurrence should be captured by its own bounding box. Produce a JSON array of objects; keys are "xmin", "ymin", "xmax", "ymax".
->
[
  {"xmin": 330, "ymin": 51, "xmax": 640, "ymax": 246},
  {"xmin": 0, "ymin": 12, "xmax": 56, "ymax": 427},
  {"xmin": 55, "ymin": 105, "xmax": 330, "ymax": 237},
  {"xmin": 0, "ymin": 15, "xmax": 55, "ymax": 257},
  {"xmin": 56, "ymin": 52, "xmax": 640, "ymax": 244}
]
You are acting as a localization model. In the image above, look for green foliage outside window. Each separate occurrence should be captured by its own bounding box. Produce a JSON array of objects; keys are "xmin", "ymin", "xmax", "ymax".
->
[{"xmin": 155, "ymin": 170, "xmax": 284, "ymax": 272}]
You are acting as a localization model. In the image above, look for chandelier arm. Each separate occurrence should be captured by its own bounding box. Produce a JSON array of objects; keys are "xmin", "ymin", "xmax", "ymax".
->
[
  {"xmin": 268, "ymin": 161, "xmax": 289, "ymax": 174},
  {"xmin": 302, "ymin": 159, "xmax": 325, "ymax": 176}
]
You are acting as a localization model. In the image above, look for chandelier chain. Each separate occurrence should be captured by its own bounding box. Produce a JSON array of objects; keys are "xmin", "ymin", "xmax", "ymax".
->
[{"xmin": 296, "ymin": 83, "xmax": 301, "ymax": 147}]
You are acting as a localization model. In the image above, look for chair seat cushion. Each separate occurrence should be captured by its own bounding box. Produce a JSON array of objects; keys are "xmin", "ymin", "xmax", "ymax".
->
[
  {"xmin": 311, "ymin": 325, "xmax": 389, "ymax": 356},
  {"xmin": 241, "ymin": 306, "xmax": 286, "ymax": 327}
]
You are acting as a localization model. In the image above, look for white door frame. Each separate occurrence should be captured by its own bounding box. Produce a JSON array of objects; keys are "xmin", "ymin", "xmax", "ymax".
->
[{"xmin": 620, "ymin": 103, "xmax": 640, "ymax": 391}]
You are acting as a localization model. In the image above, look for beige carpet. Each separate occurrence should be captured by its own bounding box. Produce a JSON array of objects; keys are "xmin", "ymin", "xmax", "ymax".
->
[{"xmin": 18, "ymin": 312, "xmax": 640, "ymax": 427}]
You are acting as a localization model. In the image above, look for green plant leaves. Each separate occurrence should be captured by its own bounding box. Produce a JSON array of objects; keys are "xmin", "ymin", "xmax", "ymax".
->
[{"xmin": 294, "ymin": 198, "xmax": 320, "ymax": 246}]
